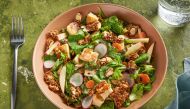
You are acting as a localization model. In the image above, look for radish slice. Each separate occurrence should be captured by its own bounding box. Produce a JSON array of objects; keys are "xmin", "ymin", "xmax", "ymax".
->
[
  {"xmin": 44, "ymin": 60, "xmax": 55, "ymax": 68},
  {"xmin": 69, "ymin": 73, "xmax": 83, "ymax": 87},
  {"xmin": 94, "ymin": 43, "xmax": 107, "ymax": 58},
  {"xmin": 82, "ymin": 96, "xmax": 93, "ymax": 109},
  {"xmin": 59, "ymin": 66, "xmax": 66, "ymax": 93}
]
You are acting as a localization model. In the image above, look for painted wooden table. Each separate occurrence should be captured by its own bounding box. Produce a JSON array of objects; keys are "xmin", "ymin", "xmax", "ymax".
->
[{"xmin": 0, "ymin": 0, "xmax": 190, "ymax": 109}]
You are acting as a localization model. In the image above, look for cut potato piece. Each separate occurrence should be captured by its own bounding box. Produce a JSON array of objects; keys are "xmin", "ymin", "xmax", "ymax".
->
[
  {"xmin": 100, "ymin": 86, "xmax": 113, "ymax": 100},
  {"xmin": 92, "ymin": 84, "xmax": 113, "ymax": 107},
  {"xmin": 67, "ymin": 22, "xmax": 79, "ymax": 35},
  {"xmin": 57, "ymin": 33, "xmax": 67, "ymax": 41},
  {"xmin": 86, "ymin": 12, "xmax": 99, "ymax": 24},
  {"xmin": 59, "ymin": 66, "xmax": 66, "ymax": 94},
  {"xmin": 92, "ymin": 94, "xmax": 104, "ymax": 107}
]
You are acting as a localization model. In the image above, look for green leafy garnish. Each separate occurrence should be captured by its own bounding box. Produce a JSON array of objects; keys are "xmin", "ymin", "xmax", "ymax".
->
[
  {"xmin": 69, "ymin": 42, "xmax": 86, "ymax": 54},
  {"xmin": 101, "ymin": 16, "xmax": 123, "ymax": 35},
  {"xmin": 144, "ymin": 83, "xmax": 152, "ymax": 91},
  {"xmin": 91, "ymin": 31, "xmax": 102, "ymax": 41},
  {"xmin": 99, "ymin": 101, "xmax": 114, "ymax": 109},
  {"xmin": 142, "ymin": 65, "xmax": 155, "ymax": 75},
  {"xmin": 68, "ymin": 30, "xmax": 85, "ymax": 42},
  {"xmin": 129, "ymin": 83, "xmax": 144, "ymax": 101},
  {"xmin": 43, "ymin": 54, "xmax": 57, "ymax": 61},
  {"xmin": 66, "ymin": 62, "xmax": 75, "ymax": 79},
  {"xmin": 97, "ymin": 66, "xmax": 109, "ymax": 79},
  {"xmin": 135, "ymin": 53, "xmax": 149, "ymax": 64},
  {"xmin": 111, "ymin": 67, "xmax": 122, "ymax": 80},
  {"xmin": 52, "ymin": 59, "xmax": 63, "ymax": 71}
]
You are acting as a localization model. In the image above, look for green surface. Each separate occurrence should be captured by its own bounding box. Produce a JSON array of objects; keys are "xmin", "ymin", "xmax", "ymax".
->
[{"xmin": 0, "ymin": 0, "xmax": 190, "ymax": 109}]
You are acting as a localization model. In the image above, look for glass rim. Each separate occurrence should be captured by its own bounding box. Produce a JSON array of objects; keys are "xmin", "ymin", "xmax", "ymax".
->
[{"xmin": 159, "ymin": 0, "xmax": 190, "ymax": 14}]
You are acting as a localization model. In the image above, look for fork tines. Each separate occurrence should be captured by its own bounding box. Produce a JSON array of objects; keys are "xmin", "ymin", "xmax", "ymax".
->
[{"xmin": 11, "ymin": 16, "xmax": 24, "ymax": 43}]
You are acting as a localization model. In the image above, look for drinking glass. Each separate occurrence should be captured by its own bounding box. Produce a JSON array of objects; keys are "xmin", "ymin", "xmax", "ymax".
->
[{"xmin": 158, "ymin": 0, "xmax": 190, "ymax": 26}]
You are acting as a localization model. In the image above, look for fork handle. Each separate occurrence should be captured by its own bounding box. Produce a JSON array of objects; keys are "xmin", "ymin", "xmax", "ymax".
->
[{"xmin": 11, "ymin": 47, "xmax": 18, "ymax": 109}]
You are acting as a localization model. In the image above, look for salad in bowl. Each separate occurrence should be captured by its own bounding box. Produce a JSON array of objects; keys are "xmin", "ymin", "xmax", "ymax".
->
[{"xmin": 42, "ymin": 10, "xmax": 155, "ymax": 109}]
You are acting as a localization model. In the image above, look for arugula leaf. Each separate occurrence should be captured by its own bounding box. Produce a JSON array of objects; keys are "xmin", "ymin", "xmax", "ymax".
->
[
  {"xmin": 129, "ymin": 83, "xmax": 144, "ymax": 101},
  {"xmin": 97, "ymin": 66, "xmax": 109, "ymax": 79},
  {"xmin": 130, "ymin": 69, "xmax": 140, "ymax": 79},
  {"xmin": 144, "ymin": 83, "xmax": 152, "ymax": 91},
  {"xmin": 68, "ymin": 29, "xmax": 85, "ymax": 42},
  {"xmin": 66, "ymin": 62, "xmax": 75, "ymax": 80},
  {"xmin": 111, "ymin": 67, "xmax": 122, "ymax": 80},
  {"xmin": 101, "ymin": 16, "xmax": 123, "ymax": 35},
  {"xmin": 124, "ymin": 100, "xmax": 131, "ymax": 107},
  {"xmin": 143, "ymin": 65, "xmax": 155, "ymax": 75},
  {"xmin": 69, "ymin": 42, "xmax": 86, "ymax": 54},
  {"xmin": 43, "ymin": 54, "xmax": 57, "ymax": 61},
  {"xmin": 60, "ymin": 52, "xmax": 66, "ymax": 60},
  {"xmin": 52, "ymin": 71, "xmax": 59, "ymax": 80},
  {"xmin": 99, "ymin": 101, "xmax": 114, "ymax": 109},
  {"xmin": 107, "ymin": 61, "xmax": 123, "ymax": 68},
  {"xmin": 52, "ymin": 59, "xmax": 63, "ymax": 71},
  {"xmin": 91, "ymin": 31, "xmax": 102, "ymax": 41}
]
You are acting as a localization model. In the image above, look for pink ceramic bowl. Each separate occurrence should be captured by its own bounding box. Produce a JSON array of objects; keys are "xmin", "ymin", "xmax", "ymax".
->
[{"xmin": 33, "ymin": 3, "xmax": 168, "ymax": 109}]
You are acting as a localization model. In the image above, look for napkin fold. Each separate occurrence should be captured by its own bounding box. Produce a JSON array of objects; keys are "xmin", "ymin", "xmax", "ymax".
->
[{"xmin": 166, "ymin": 58, "xmax": 190, "ymax": 109}]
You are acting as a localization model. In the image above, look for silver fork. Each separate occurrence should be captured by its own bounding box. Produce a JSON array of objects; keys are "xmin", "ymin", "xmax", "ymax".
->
[{"xmin": 10, "ymin": 17, "xmax": 24, "ymax": 109}]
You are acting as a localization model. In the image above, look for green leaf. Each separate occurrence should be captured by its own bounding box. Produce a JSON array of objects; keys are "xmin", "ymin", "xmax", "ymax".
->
[
  {"xmin": 43, "ymin": 54, "xmax": 57, "ymax": 61},
  {"xmin": 92, "ymin": 74, "xmax": 102, "ymax": 83},
  {"xmin": 144, "ymin": 83, "xmax": 152, "ymax": 91},
  {"xmin": 130, "ymin": 69, "xmax": 140, "ymax": 79},
  {"xmin": 129, "ymin": 83, "xmax": 144, "ymax": 101},
  {"xmin": 97, "ymin": 66, "xmax": 109, "ymax": 79},
  {"xmin": 99, "ymin": 101, "xmax": 114, "ymax": 109},
  {"xmin": 91, "ymin": 31, "xmax": 102, "ymax": 41},
  {"xmin": 52, "ymin": 71, "xmax": 59, "ymax": 80},
  {"xmin": 101, "ymin": 16, "xmax": 123, "ymax": 35},
  {"xmin": 52, "ymin": 59, "xmax": 63, "ymax": 71},
  {"xmin": 111, "ymin": 67, "xmax": 122, "ymax": 80},
  {"xmin": 68, "ymin": 30, "xmax": 85, "ymax": 42},
  {"xmin": 124, "ymin": 100, "xmax": 131, "ymax": 107},
  {"xmin": 60, "ymin": 52, "xmax": 66, "ymax": 60},
  {"xmin": 69, "ymin": 42, "xmax": 86, "ymax": 54},
  {"xmin": 66, "ymin": 62, "xmax": 75, "ymax": 80},
  {"xmin": 143, "ymin": 65, "xmax": 155, "ymax": 75},
  {"xmin": 135, "ymin": 53, "xmax": 149, "ymax": 64}
]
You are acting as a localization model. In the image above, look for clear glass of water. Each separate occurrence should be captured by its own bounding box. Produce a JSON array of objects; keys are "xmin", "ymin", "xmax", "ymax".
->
[{"xmin": 158, "ymin": 0, "xmax": 190, "ymax": 26}]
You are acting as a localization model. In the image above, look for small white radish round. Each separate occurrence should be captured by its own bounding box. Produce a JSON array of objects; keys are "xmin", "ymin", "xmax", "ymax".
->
[
  {"xmin": 82, "ymin": 96, "xmax": 93, "ymax": 109},
  {"xmin": 94, "ymin": 43, "xmax": 107, "ymax": 58},
  {"xmin": 44, "ymin": 60, "xmax": 55, "ymax": 68},
  {"xmin": 70, "ymin": 73, "xmax": 83, "ymax": 87}
]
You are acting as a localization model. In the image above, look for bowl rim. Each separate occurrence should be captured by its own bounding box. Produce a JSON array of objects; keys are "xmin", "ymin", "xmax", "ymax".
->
[{"xmin": 32, "ymin": 3, "xmax": 168, "ymax": 109}]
